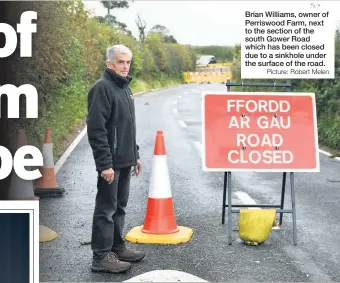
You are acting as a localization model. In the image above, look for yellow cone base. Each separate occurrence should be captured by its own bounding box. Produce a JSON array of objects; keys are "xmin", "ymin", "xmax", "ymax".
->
[
  {"xmin": 39, "ymin": 225, "xmax": 57, "ymax": 243},
  {"xmin": 125, "ymin": 225, "xmax": 193, "ymax": 244}
]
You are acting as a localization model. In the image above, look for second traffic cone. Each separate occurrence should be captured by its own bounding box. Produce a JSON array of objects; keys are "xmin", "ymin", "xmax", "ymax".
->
[
  {"xmin": 125, "ymin": 130, "xmax": 193, "ymax": 244},
  {"xmin": 34, "ymin": 128, "xmax": 65, "ymax": 197},
  {"xmin": 8, "ymin": 129, "xmax": 39, "ymax": 200}
]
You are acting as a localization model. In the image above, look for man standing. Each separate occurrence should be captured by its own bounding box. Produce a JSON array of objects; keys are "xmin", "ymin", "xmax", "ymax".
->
[{"xmin": 86, "ymin": 44, "xmax": 145, "ymax": 273}]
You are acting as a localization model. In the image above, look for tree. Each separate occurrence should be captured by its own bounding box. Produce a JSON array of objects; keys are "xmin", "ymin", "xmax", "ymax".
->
[
  {"xmin": 100, "ymin": 0, "xmax": 130, "ymax": 16},
  {"xmin": 148, "ymin": 24, "xmax": 177, "ymax": 44},
  {"xmin": 97, "ymin": 2, "xmax": 133, "ymax": 36},
  {"xmin": 135, "ymin": 14, "xmax": 147, "ymax": 43}
]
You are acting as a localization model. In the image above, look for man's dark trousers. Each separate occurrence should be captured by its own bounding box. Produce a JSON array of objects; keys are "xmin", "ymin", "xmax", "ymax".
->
[{"xmin": 91, "ymin": 166, "xmax": 131, "ymax": 259}]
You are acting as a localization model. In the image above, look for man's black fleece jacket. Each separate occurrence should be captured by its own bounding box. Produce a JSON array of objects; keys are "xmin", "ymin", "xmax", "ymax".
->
[{"xmin": 86, "ymin": 68, "xmax": 140, "ymax": 172}]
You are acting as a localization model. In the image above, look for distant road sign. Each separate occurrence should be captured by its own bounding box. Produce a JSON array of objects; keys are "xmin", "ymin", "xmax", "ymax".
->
[{"xmin": 202, "ymin": 92, "xmax": 320, "ymax": 172}]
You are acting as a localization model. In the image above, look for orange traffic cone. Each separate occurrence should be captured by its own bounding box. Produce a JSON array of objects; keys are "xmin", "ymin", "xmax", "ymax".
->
[
  {"xmin": 8, "ymin": 129, "xmax": 39, "ymax": 200},
  {"xmin": 34, "ymin": 128, "xmax": 64, "ymax": 197},
  {"xmin": 125, "ymin": 130, "xmax": 193, "ymax": 244},
  {"xmin": 141, "ymin": 130, "xmax": 178, "ymax": 234}
]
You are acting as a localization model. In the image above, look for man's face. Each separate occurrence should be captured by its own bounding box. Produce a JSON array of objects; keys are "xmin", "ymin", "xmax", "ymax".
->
[{"xmin": 107, "ymin": 52, "xmax": 131, "ymax": 77}]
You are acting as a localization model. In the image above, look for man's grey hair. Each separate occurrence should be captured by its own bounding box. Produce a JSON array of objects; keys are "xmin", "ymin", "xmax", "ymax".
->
[{"xmin": 106, "ymin": 44, "xmax": 133, "ymax": 63}]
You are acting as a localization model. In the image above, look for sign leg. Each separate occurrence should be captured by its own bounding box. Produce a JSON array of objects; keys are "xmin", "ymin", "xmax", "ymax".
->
[
  {"xmin": 290, "ymin": 172, "xmax": 298, "ymax": 245},
  {"xmin": 222, "ymin": 172, "xmax": 227, "ymax": 224},
  {"xmin": 279, "ymin": 172, "xmax": 287, "ymax": 225},
  {"xmin": 227, "ymin": 171, "xmax": 232, "ymax": 245}
]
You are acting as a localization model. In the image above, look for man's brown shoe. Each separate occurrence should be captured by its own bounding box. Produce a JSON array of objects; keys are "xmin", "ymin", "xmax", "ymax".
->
[
  {"xmin": 91, "ymin": 252, "xmax": 131, "ymax": 273},
  {"xmin": 115, "ymin": 248, "xmax": 145, "ymax": 262}
]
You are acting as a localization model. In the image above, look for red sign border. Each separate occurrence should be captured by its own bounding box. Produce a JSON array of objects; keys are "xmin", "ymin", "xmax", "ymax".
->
[{"xmin": 201, "ymin": 91, "xmax": 320, "ymax": 173}]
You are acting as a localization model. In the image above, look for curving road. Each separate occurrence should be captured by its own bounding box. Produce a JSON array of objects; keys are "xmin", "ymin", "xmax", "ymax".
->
[{"xmin": 39, "ymin": 83, "xmax": 340, "ymax": 282}]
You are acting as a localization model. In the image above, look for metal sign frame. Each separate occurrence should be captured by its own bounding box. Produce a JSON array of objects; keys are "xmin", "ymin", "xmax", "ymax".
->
[
  {"xmin": 203, "ymin": 80, "xmax": 306, "ymax": 246},
  {"xmin": 221, "ymin": 80, "xmax": 298, "ymax": 246}
]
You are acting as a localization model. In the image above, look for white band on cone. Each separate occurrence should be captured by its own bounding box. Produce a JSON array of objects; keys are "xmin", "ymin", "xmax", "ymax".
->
[
  {"xmin": 42, "ymin": 143, "xmax": 54, "ymax": 168},
  {"xmin": 148, "ymin": 155, "xmax": 172, "ymax": 199}
]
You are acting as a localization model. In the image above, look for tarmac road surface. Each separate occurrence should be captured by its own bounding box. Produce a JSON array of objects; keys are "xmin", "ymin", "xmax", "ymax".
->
[{"xmin": 39, "ymin": 83, "xmax": 340, "ymax": 282}]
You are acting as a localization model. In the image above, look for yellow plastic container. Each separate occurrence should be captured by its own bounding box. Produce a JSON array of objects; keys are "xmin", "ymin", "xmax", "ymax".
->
[{"xmin": 238, "ymin": 209, "xmax": 276, "ymax": 246}]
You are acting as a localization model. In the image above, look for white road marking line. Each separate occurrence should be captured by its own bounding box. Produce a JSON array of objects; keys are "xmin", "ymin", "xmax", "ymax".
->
[
  {"xmin": 234, "ymin": 191, "xmax": 260, "ymax": 210},
  {"xmin": 142, "ymin": 92, "xmax": 158, "ymax": 97},
  {"xmin": 178, "ymin": 95, "xmax": 182, "ymax": 98},
  {"xmin": 172, "ymin": 108, "xmax": 178, "ymax": 114},
  {"xmin": 55, "ymin": 126, "xmax": 87, "ymax": 174},
  {"xmin": 319, "ymin": 148, "xmax": 340, "ymax": 161},
  {"xmin": 319, "ymin": 149, "xmax": 332, "ymax": 156},
  {"xmin": 193, "ymin": 141, "xmax": 202, "ymax": 157},
  {"xmin": 195, "ymin": 141, "xmax": 202, "ymax": 154},
  {"xmin": 173, "ymin": 100, "xmax": 178, "ymax": 105},
  {"xmin": 178, "ymin": 120, "xmax": 187, "ymax": 128}
]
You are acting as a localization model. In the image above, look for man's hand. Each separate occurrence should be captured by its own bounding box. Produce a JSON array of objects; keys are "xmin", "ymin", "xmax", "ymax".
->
[
  {"xmin": 101, "ymin": 168, "xmax": 115, "ymax": 184},
  {"xmin": 132, "ymin": 159, "xmax": 142, "ymax": 176}
]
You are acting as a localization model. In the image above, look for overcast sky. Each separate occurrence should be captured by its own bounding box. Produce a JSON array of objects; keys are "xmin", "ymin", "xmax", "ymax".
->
[{"xmin": 82, "ymin": 1, "xmax": 340, "ymax": 46}]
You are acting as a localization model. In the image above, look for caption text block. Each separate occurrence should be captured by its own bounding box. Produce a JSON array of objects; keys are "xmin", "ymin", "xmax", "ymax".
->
[{"xmin": 241, "ymin": 3, "xmax": 335, "ymax": 79}]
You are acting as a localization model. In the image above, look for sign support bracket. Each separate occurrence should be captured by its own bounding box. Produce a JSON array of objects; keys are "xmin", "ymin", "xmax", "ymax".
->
[{"xmin": 222, "ymin": 80, "xmax": 297, "ymax": 246}]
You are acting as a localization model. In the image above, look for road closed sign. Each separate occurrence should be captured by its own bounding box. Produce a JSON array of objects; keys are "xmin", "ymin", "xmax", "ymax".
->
[{"xmin": 202, "ymin": 92, "xmax": 320, "ymax": 172}]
